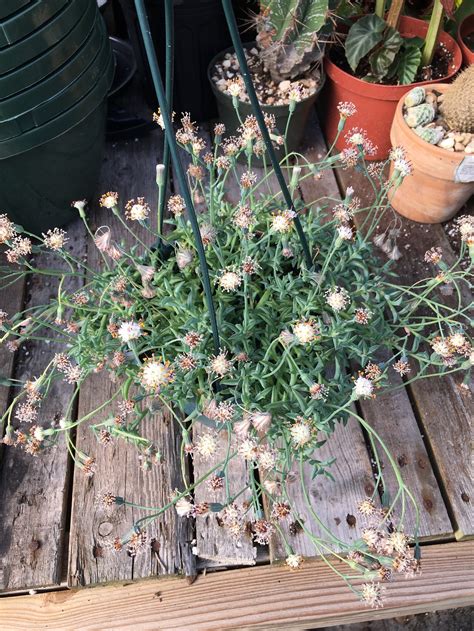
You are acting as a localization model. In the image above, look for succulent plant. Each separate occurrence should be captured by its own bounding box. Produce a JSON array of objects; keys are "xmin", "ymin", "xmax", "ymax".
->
[
  {"xmin": 404, "ymin": 87, "xmax": 425, "ymax": 108},
  {"xmin": 413, "ymin": 125, "xmax": 445, "ymax": 145},
  {"xmin": 404, "ymin": 103, "xmax": 436, "ymax": 128},
  {"xmin": 256, "ymin": 0, "xmax": 330, "ymax": 82},
  {"xmin": 440, "ymin": 65, "xmax": 474, "ymax": 134}
]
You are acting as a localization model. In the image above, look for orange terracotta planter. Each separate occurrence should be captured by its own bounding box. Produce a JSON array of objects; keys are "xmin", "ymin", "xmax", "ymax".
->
[
  {"xmin": 388, "ymin": 84, "xmax": 474, "ymax": 224},
  {"xmin": 321, "ymin": 16, "xmax": 462, "ymax": 161},
  {"xmin": 458, "ymin": 14, "xmax": 474, "ymax": 67}
]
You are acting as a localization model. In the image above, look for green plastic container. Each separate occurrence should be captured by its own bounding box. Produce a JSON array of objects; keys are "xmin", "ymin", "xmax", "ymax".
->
[
  {"xmin": 0, "ymin": 0, "xmax": 68, "ymax": 48},
  {"xmin": 0, "ymin": 1, "xmax": 32, "ymax": 21},
  {"xmin": 0, "ymin": 45, "xmax": 114, "ymax": 155},
  {"xmin": 0, "ymin": 0, "xmax": 96, "ymax": 94},
  {"xmin": 208, "ymin": 45, "xmax": 325, "ymax": 165},
  {"xmin": 0, "ymin": 101, "xmax": 108, "ymax": 233},
  {"xmin": 0, "ymin": 0, "xmax": 95, "ymax": 74},
  {"xmin": 0, "ymin": 16, "xmax": 107, "ymax": 121}
]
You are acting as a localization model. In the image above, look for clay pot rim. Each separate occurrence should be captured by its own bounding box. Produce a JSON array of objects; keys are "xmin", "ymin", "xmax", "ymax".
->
[
  {"xmin": 325, "ymin": 16, "xmax": 462, "ymax": 101},
  {"xmin": 395, "ymin": 83, "xmax": 465, "ymax": 163}
]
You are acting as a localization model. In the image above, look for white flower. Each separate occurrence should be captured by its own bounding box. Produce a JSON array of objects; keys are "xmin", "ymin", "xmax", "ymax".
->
[
  {"xmin": 195, "ymin": 433, "xmax": 218, "ymax": 459},
  {"xmin": 139, "ymin": 359, "xmax": 173, "ymax": 391},
  {"xmin": 176, "ymin": 248, "xmax": 194, "ymax": 270},
  {"xmin": 175, "ymin": 497, "xmax": 194, "ymax": 517},
  {"xmin": 325, "ymin": 287, "xmax": 350, "ymax": 312},
  {"xmin": 286, "ymin": 554, "xmax": 303, "ymax": 569},
  {"xmin": 337, "ymin": 102, "xmax": 357, "ymax": 118},
  {"xmin": 238, "ymin": 438, "xmax": 259, "ymax": 461},
  {"xmin": 353, "ymin": 376, "xmax": 374, "ymax": 399},
  {"xmin": 293, "ymin": 319, "xmax": 319, "ymax": 344},
  {"xmin": 258, "ymin": 447, "xmax": 276, "ymax": 470},
  {"xmin": 271, "ymin": 210, "xmax": 295, "ymax": 233},
  {"xmin": 99, "ymin": 192, "xmax": 118, "ymax": 208},
  {"xmin": 337, "ymin": 225, "xmax": 353, "ymax": 241},
  {"xmin": 117, "ymin": 320, "xmax": 142, "ymax": 343},
  {"xmin": 42, "ymin": 228, "xmax": 68, "ymax": 250},
  {"xmin": 209, "ymin": 351, "xmax": 232, "ymax": 377},
  {"xmin": 290, "ymin": 418, "xmax": 312, "ymax": 448},
  {"xmin": 218, "ymin": 270, "xmax": 242, "ymax": 292}
]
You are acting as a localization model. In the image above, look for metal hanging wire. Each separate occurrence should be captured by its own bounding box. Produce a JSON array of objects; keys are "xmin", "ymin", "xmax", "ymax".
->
[
  {"xmin": 221, "ymin": 0, "xmax": 313, "ymax": 270},
  {"xmin": 133, "ymin": 0, "xmax": 221, "ymax": 354}
]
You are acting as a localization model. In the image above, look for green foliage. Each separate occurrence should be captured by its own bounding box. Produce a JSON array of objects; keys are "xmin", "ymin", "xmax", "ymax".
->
[{"xmin": 256, "ymin": 0, "xmax": 330, "ymax": 81}]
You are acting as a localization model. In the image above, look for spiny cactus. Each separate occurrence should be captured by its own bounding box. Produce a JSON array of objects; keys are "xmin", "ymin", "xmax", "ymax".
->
[
  {"xmin": 256, "ymin": 0, "xmax": 330, "ymax": 83},
  {"xmin": 440, "ymin": 65, "xmax": 474, "ymax": 134},
  {"xmin": 404, "ymin": 103, "xmax": 436, "ymax": 128}
]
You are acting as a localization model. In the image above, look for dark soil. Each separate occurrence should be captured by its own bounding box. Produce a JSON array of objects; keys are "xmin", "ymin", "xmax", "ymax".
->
[
  {"xmin": 463, "ymin": 32, "xmax": 474, "ymax": 52},
  {"xmin": 329, "ymin": 42, "xmax": 453, "ymax": 85}
]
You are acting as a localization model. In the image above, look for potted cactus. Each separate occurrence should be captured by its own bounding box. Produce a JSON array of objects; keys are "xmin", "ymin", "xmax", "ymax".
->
[
  {"xmin": 389, "ymin": 65, "xmax": 474, "ymax": 223},
  {"xmin": 208, "ymin": 0, "xmax": 330, "ymax": 158},
  {"xmin": 321, "ymin": 0, "xmax": 463, "ymax": 160}
]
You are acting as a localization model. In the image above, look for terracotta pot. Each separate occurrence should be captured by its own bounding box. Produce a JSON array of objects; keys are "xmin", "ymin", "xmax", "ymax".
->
[
  {"xmin": 388, "ymin": 84, "xmax": 474, "ymax": 224},
  {"xmin": 321, "ymin": 16, "xmax": 463, "ymax": 161},
  {"xmin": 458, "ymin": 14, "xmax": 474, "ymax": 67}
]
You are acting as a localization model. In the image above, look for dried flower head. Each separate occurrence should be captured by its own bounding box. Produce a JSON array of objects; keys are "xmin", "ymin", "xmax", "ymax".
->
[
  {"xmin": 286, "ymin": 554, "xmax": 304, "ymax": 570},
  {"xmin": 168, "ymin": 195, "xmax": 186, "ymax": 217},
  {"xmin": 209, "ymin": 350, "xmax": 232, "ymax": 377},
  {"xmin": 290, "ymin": 417, "xmax": 313, "ymax": 448},
  {"xmin": 293, "ymin": 319, "xmax": 319, "ymax": 345},
  {"xmin": 271, "ymin": 210, "xmax": 295, "ymax": 233},
  {"xmin": 117, "ymin": 320, "xmax": 143, "ymax": 343},
  {"xmin": 99, "ymin": 191, "xmax": 118, "ymax": 208},
  {"xmin": 218, "ymin": 269, "xmax": 242, "ymax": 292},
  {"xmin": 195, "ymin": 432, "xmax": 218, "ymax": 460},
  {"xmin": 0, "ymin": 214, "xmax": 15, "ymax": 243},
  {"xmin": 424, "ymin": 246, "xmax": 443, "ymax": 264},
  {"xmin": 139, "ymin": 357, "xmax": 174, "ymax": 392},
  {"xmin": 337, "ymin": 101, "xmax": 357, "ymax": 118},
  {"xmin": 361, "ymin": 582, "xmax": 384, "ymax": 608}
]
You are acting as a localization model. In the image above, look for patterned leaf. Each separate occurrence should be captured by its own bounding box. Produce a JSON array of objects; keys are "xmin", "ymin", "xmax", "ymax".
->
[
  {"xmin": 369, "ymin": 26, "xmax": 403, "ymax": 80},
  {"xmin": 345, "ymin": 14, "xmax": 386, "ymax": 73},
  {"xmin": 397, "ymin": 45, "xmax": 422, "ymax": 84}
]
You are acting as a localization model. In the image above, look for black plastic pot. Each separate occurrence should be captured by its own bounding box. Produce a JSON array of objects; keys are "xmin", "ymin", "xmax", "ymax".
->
[
  {"xmin": 0, "ymin": 102, "xmax": 108, "ymax": 234},
  {"xmin": 208, "ymin": 46, "xmax": 325, "ymax": 164},
  {"xmin": 0, "ymin": 1, "xmax": 31, "ymax": 22},
  {"xmin": 0, "ymin": 0, "xmax": 68, "ymax": 47},
  {"xmin": 117, "ymin": 0, "xmax": 251, "ymax": 121}
]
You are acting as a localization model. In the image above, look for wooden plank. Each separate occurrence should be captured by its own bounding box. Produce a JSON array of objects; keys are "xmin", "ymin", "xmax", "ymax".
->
[
  {"xmin": 298, "ymin": 114, "xmax": 453, "ymax": 541},
  {"xmin": 193, "ymin": 425, "xmax": 256, "ymax": 566},
  {"xmin": 334, "ymin": 163, "xmax": 473, "ymax": 540},
  {"xmin": 270, "ymin": 415, "xmax": 379, "ymax": 561},
  {"xmin": 68, "ymin": 125, "xmax": 195, "ymax": 586},
  {"xmin": 0, "ymin": 277, "xmax": 25, "ymax": 419},
  {"xmin": 0, "ymin": 218, "xmax": 86, "ymax": 592},
  {"xmin": 1, "ymin": 541, "xmax": 473, "ymax": 630},
  {"xmin": 174, "ymin": 128, "xmax": 258, "ymax": 567}
]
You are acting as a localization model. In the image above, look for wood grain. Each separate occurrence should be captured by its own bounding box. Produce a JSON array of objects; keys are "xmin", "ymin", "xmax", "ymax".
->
[
  {"xmin": 68, "ymin": 127, "xmax": 195, "ymax": 586},
  {"xmin": 334, "ymin": 165, "xmax": 473, "ymax": 540},
  {"xmin": 0, "ymin": 218, "xmax": 86, "ymax": 592},
  {"xmin": 270, "ymin": 415, "xmax": 381, "ymax": 560},
  {"xmin": 1, "ymin": 541, "xmax": 472, "ymax": 630}
]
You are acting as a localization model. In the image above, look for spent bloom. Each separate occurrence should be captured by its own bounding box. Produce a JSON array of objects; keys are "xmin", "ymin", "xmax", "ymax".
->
[
  {"xmin": 286, "ymin": 554, "xmax": 304, "ymax": 570},
  {"xmin": 168, "ymin": 195, "xmax": 186, "ymax": 218},
  {"xmin": 424, "ymin": 247, "xmax": 443, "ymax": 264},
  {"xmin": 361, "ymin": 582, "xmax": 384, "ymax": 609},
  {"xmin": 209, "ymin": 350, "xmax": 232, "ymax": 377},
  {"xmin": 195, "ymin": 433, "xmax": 218, "ymax": 460}
]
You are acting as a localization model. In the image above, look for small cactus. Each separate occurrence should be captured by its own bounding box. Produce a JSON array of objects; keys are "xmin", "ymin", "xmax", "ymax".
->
[
  {"xmin": 413, "ymin": 126, "xmax": 444, "ymax": 145},
  {"xmin": 256, "ymin": 0, "xmax": 330, "ymax": 82},
  {"xmin": 404, "ymin": 103, "xmax": 436, "ymax": 128},
  {"xmin": 404, "ymin": 87, "xmax": 425, "ymax": 108},
  {"xmin": 440, "ymin": 65, "xmax": 474, "ymax": 134}
]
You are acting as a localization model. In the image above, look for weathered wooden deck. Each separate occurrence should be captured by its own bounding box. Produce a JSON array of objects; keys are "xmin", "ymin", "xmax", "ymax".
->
[{"xmin": 0, "ymin": 91, "xmax": 473, "ymax": 628}]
